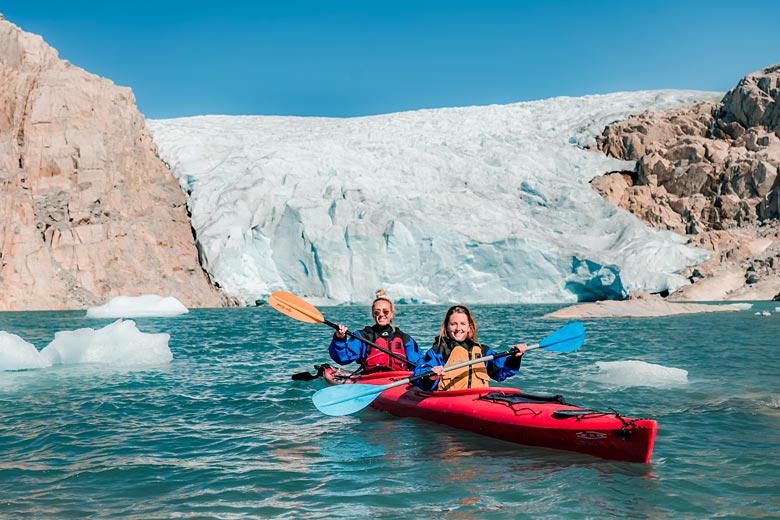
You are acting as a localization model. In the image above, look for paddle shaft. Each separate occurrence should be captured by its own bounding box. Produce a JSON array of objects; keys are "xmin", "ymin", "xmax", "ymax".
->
[
  {"xmin": 322, "ymin": 318, "xmax": 417, "ymax": 368},
  {"xmin": 318, "ymin": 345, "xmax": 532, "ymax": 407},
  {"xmin": 269, "ymin": 291, "xmax": 419, "ymax": 368},
  {"xmin": 313, "ymin": 322, "xmax": 584, "ymax": 416}
]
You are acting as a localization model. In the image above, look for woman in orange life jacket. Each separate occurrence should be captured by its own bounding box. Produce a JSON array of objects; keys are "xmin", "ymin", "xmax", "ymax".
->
[
  {"xmin": 412, "ymin": 305, "xmax": 526, "ymax": 391},
  {"xmin": 328, "ymin": 290, "xmax": 424, "ymax": 374}
]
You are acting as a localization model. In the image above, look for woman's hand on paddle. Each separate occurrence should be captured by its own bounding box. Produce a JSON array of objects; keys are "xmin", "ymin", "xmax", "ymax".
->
[
  {"xmin": 335, "ymin": 324, "xmax": 347, "ymax": 340},
  {"xmin": 430, "ymin": 365, "xmax": 444, "ymax": 376},
  {"xmin": 513, "ymin": 344, "xmax": 527, "ymax": 356}
]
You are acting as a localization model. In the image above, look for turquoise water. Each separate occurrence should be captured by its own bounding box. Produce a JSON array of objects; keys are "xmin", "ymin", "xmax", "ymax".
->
[{"xmin": 2, "ymin": 303, "xmax": 779, "ymax": 519}]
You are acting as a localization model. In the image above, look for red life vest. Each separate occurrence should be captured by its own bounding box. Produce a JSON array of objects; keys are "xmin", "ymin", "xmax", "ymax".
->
[{"xmin": 360, "ymin": 328, "xmax": 409, "ymax": 373}]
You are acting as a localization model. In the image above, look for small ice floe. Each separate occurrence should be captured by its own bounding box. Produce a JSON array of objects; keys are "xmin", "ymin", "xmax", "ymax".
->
[
  {"xmin": 0, "ymin": 320, "xmax": 172, "ymax": 371},
  {"xmin": 87, "ymin": 295, "xmax": 189, "ymax": 318},
  {"xmin": 40, "ymin": 319, "xmax": 172, "ymax": 366},
  {"xmin": 0, "ymin": 331, "xmax": 49, "ymax": 371},
  {"xmin": 592, "ymin": 360, "xmax": 688, "ymax": 388},
  {"xmin": 754, "ymin": 311, "xmax": 772, "ymax": 316}
]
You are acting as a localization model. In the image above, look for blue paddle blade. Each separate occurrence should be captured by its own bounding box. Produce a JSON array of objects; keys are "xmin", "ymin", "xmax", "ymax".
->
[
  {"xmin": 312, "ymin": 383, "xmax": 384, "ymax": 416},
  {"xmin": 538, "ymin": 322, "xmax": 585, "ymax": 352}
]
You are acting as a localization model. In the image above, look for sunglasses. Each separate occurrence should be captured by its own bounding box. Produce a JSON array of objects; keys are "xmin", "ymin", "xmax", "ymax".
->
[{"xmin": 372, "ymin": 309, "xmax": 391, "ymax": 317}]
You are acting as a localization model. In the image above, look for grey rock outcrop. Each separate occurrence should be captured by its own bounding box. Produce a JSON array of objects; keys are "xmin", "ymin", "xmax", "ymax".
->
[
  {"xmin": 0, "ymin": 17, "xmax": 227, "ymax": 310},
  {"xmin": 591, "ymin": 64, "xmax": 780, "ymax": 301}
]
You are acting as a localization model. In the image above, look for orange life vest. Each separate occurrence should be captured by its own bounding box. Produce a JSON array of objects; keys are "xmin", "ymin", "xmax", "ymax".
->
[{"xmin": 438, "ymin": 343, "xmax": 490, "ymax": 391}]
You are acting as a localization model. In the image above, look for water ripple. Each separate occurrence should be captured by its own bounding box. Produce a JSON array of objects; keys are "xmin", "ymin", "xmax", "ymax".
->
[{"xmin": 2, "ymin": 305, "xmax": 780, "ymax": 518}]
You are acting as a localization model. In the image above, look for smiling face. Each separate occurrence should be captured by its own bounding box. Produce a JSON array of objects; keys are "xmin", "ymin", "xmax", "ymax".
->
[
  {"xmin": 372, "ymin": 299, "xmax": 394, "ymax": 326},
  {"xmin": 446, "ymin": 311, "xmax": 471, "ymax": 343}
]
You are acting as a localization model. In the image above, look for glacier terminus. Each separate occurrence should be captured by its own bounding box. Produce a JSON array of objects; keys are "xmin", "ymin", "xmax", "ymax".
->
[{"xmin": 148, "ymin": 90, "xmax": 721, "ymax": 306}]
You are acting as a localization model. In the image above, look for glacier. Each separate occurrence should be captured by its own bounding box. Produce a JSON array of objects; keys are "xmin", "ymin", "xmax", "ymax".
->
[{"xmin": 147, "ymin": 90, "xmax": 722, "ymax": 306}]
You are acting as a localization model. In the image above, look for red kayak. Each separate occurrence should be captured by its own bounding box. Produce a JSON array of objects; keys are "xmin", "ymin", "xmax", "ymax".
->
[{"xmin": 322, "ymin": 366, "xmax": 657, "ymax": 463}]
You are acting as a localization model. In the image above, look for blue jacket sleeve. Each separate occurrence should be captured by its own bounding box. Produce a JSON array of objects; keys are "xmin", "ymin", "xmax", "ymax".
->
[
  {"xmin": 484, "ymin": 346, "xmax": 522, "ymax": 382},
  {"xmin": 411, "ymin": 349, "xmax": 444, "ymax": 391},
  {"xmin": 328, "ymin": 330, "xmax": 367, "ymax": 366},
  {"xmin": 404, "ymin": 336, "xmax": 425, "ymax": 369}
]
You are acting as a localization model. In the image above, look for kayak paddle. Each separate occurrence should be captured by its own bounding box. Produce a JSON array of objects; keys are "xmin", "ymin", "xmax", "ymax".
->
[
  {"xmin": 268, "ymin": 291, "xmax": 419, "ymax": 373},
  {"xmin": 312, "ymin": 321, "xmax": 585, "ymax": 416}
]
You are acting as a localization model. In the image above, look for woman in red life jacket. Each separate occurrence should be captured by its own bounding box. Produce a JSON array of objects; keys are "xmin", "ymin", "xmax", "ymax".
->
[
  {"xmin": 328, "ymin": 289, "xmax": 423, "ymax": 374},
  {"xmin": 413, "ymin": 305, "xmax": 526, "ymax": 391}
]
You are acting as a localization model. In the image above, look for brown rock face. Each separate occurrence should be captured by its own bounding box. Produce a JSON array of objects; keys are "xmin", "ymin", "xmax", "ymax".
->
[
  {"xmin": 0, "ymin": 18, "xmax": 226, "ymax": 310},
  {"xmin": 591, "ymin": 64, "xmax": 780, "ymax": 300},
  {"xmin": 595, "ymin": 101, "xmax": 780, "ymax": 231},
  {"xmin": 720, "ymin": 63, "xmax": 780, "ymax": 132}
]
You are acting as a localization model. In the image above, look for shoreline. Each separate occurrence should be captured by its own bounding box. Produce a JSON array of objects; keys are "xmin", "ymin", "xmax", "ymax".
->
[{"xmin": 544, "ymin": 297, "xmax": 744, "ymax": 319}]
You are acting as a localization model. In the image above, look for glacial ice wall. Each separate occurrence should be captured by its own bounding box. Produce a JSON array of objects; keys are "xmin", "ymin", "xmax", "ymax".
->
[{"xmin": 148, "ymin": 90, "xmax": 721, "ymax": 305}]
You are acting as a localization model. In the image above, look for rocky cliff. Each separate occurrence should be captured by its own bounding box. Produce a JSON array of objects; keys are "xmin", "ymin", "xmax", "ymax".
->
[
  {"xmin": 0, "ymin": 16, "xmax": 227, "ymax": 310},
  {"xmin": 591, "ymin": 64, "xmax": 780, "ymax": 301}
]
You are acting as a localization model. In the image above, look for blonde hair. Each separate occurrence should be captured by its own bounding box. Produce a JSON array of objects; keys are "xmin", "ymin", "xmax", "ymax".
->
[
  {"xmin": 371, "ymin": 289, "xmax": 395, "ymax": 329},
  {"xmin": 372, "ymin": 289, "xmax": 394, "ymax": 311}
]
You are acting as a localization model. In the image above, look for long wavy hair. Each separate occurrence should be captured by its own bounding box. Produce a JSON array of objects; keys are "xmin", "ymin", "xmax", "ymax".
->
[{"xmin": 437, "ymin": 305, "xmax": 479, "ymax": 345}]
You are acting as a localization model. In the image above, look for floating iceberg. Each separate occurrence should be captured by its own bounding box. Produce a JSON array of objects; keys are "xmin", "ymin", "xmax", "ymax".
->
[{"xmin": 87, "ymin": 295, "xmax": 189, "ymax": 318}]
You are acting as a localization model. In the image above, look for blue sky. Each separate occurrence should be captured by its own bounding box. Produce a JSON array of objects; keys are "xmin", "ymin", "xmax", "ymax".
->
[{"xmin": 3, "ymin": 1, "xmax": 779, "ymax": 119}]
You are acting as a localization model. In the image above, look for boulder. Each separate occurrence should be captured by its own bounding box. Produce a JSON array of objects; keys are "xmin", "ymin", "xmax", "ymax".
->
[{"xmin": 719, "ymin": 63, "xmax": 780, "ymax": 131}]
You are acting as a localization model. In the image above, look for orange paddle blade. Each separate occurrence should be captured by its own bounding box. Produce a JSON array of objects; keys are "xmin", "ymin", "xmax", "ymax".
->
[{"xmin": 268, "ymin": 291, "xmax": 324, "ymax": 324}]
